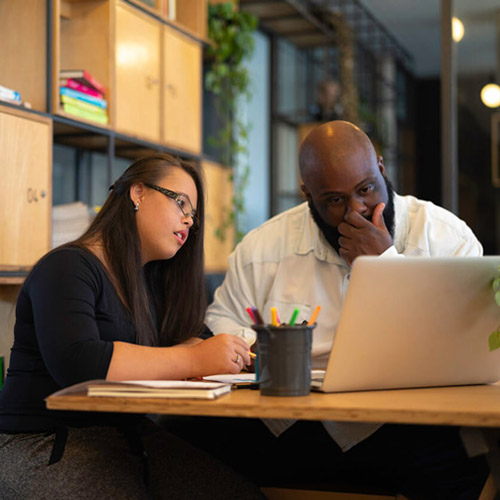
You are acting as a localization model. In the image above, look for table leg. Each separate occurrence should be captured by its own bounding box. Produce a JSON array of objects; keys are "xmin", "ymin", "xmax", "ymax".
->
[{"xmin": 461, "ymin": 427, "xmax": 500, "ymax": 499}]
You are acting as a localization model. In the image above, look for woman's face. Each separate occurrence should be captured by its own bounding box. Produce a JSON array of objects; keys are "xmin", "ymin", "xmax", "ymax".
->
[{"xmin": 131, "ymin": 167, "xmax": 198, "ymax": 264}]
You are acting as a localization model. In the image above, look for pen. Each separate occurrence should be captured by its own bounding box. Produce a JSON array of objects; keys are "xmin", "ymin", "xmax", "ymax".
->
[
  {"xmin": 307, "ymin": 305, "xmax": 321, "ymax": 325},
  {"xmin": 248, "ymin": 351, "xmax": 257, "ymax": 359},
  {"xmin": 252, "ymin": 307, "xmax": 264, "ymax": 324},
  {"xmin": 233, "ymin": 383, "xmax": 260, "ymax": 390},
  {"xmin": 271, "ymin": 307, "xmax": 279, "ymax": 326},
  {"xmin": 246, "ymin": 307, "xmax": 257, "ymax": 324},
  {"xmin": 289, "ymin": 308, "xmax": 300, "ymax": 326}
]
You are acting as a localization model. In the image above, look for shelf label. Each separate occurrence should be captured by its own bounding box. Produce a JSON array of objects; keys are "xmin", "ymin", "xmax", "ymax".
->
[{"xmin": 27, "ymin": 188, "xmax": 46, "ymax": 203}]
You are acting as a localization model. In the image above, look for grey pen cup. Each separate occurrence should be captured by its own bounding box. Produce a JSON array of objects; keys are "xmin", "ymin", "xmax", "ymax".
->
[{"xmin": 251, "ymin": 324, "xmax": 315, "ymax": 396}]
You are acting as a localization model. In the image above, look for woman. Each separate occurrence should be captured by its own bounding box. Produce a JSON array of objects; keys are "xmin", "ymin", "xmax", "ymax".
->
[{"xmin": 0, "ymin": 154, "xmax": 262, "ymax": 499}]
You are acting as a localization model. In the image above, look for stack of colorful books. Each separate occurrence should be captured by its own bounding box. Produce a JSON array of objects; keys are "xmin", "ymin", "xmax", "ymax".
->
[
  {"xmin": 0, "ymin": 84, "xmax": 22, "ymax": 106},
  {"xmin": 59, "ymin": 69, "xmax": 108, "ymax": 125}
]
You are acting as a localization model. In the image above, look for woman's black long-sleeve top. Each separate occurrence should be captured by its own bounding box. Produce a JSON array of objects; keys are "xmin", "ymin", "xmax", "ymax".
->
[{"xmin": 0, "ymin": 247, "xmax": 138, "ymax": 432}]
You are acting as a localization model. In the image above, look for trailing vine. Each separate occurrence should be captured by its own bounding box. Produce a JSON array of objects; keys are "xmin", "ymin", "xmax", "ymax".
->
[
  {"xmin": 205, "ymin": 1, "xmax": 257, "ymax": 243},
  {"xmin": 488, "ymin": 266, "xmax": 500, "ymax": 350}
]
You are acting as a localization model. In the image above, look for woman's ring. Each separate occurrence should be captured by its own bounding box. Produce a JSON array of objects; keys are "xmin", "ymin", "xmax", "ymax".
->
[{"xmin": 235, "ymin": 354, "xmax": 241, "ymax": 364}]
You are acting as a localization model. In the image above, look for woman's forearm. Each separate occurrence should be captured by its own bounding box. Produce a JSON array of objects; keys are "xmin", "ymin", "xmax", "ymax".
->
[
  {"xmin": 106, "ymin": 334, "xmax": 252, "ymax": 381},
  {"xmin": 106, "ymin": 341, "xmax": 195, "ymax": 380}
]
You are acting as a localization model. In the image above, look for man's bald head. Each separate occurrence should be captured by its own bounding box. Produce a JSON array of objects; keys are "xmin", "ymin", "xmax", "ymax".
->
[{"xmin": 299, "ymin": 121, "xmax": 377, "ymax": 185}]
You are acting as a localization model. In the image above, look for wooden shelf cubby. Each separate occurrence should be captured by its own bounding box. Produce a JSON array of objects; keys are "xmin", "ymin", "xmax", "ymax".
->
[
  {"xmin": 0, "ymin": 0, "xmax": 48, "ymax": 112},
  {"xmin": 52, "ymin": 0, "xmax": 204, "ymax": 154},
  {"xmin": 54, "ymin": 0, "xmax": 113, "ymax": 131}
]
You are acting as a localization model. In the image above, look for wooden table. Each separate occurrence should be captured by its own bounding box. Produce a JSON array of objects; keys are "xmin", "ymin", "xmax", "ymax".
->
[
  {"xmin": 46, "ymin": 383, "xmax": 500, "ymax": 427},
  {"xmin": 46, "ymin": 383, "xmax": 500, "ymax": 496}
]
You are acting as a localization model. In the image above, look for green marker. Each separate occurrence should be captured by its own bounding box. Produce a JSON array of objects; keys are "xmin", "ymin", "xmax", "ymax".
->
[{"xmin": 289, "ymin": 308, "xmax": 300, "ymax": 326}]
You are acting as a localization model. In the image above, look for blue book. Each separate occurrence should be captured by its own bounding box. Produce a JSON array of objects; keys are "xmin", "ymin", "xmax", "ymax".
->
[{"xmin": 60, "ymin": 86, "xmax": 107, "ymax": 109}]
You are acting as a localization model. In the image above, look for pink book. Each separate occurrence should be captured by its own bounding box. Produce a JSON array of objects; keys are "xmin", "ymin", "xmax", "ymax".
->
[
  {"xmin": 60, "ymin": 78, "xmax": 103, "ymax": 99},
  {"xmin": 60, "ymin": 69, "xmax": 105, "ymax": 94}
]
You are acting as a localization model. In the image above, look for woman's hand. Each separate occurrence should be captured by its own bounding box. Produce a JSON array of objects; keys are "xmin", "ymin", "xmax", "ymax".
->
[{"xmin": 190, "ymin": 334, "xmax": 252, "ymax": 376}]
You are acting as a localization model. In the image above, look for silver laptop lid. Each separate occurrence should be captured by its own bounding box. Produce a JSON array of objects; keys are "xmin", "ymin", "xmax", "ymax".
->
[{"xmin": 320, "ymin": 256, "xmax": 500, "ymax": 392}]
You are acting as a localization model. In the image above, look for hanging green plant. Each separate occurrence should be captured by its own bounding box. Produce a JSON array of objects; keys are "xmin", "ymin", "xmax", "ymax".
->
[
  {"xmin": 488, "ymin": 265, "xmax": 500, "ymax": 351},
  {"xmin": 205, "ymin": 1, "xmax": 258, "ymax": 243}
]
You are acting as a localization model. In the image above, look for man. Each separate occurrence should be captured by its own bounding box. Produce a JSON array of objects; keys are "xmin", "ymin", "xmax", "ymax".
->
[
  {"xmin": 309, "ymin": 78, "xmax": 344, "ymax": 122},
  {"xmin": 206, "ymin": 121, "xmax": 482, "ymax": 370},
  {"xmin": 171, "ymin": 122, "xmax": 487, "ymax": 499}
]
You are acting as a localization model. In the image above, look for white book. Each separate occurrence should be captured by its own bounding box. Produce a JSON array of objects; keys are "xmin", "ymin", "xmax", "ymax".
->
[
  {"xmin": 0, "ymin": 84, "xmax": 21, "ymax": 101},
  {"xmin": 86, "ymin": 379, "xmax": 232, "ymax": 399}
]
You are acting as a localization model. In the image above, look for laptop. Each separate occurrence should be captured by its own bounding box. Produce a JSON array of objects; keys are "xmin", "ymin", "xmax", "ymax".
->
[{"xmin": 312, "ymin": 256, "xmax": 500, "ymax": 392}]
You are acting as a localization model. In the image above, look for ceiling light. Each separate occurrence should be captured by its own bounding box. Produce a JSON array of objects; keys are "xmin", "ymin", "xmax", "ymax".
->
[
  {"xmin": 480, "ymin": 83, "xmax": 500, "ymax": 108},
  {"xmin": 452, "ymin": 17, "xmax": 464, "ymax": 43}
]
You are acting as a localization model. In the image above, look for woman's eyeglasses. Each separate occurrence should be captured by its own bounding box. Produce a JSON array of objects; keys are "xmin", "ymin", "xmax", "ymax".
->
[{"xmin": 145, "ymin": 183, "xmax": 198, "ymax": 228}]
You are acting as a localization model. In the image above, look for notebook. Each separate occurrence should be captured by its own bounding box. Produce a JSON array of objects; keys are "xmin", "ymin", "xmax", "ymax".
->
[
  {"xmin": 312, "ymin": 256, "xmax": 500, "ymax": 392},
  {"xmin": 49, "ymin": 379, "xmax": 232, "ymax": 400},
  {"xmin": 86, "ymin": 380, "xmax": 232, "ymax": 399}
]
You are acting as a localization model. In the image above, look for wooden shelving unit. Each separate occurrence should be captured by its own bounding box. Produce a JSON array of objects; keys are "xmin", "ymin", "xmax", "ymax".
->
[
  {"xmin": 0, "ymin": 0, "xmax": 221, "ymax": 372},
  {"xmin": 0, "ymin": 0, "xmax": 237, "ymax": 276},
  {"xmin": 0, "ymin": 0, "xmax": 210, "ymax": 275},
  {"xmin": 0, "ymin": 0, "xmax": 208, "ymax": 154},
  {"xmin": 49, "ymin": 0, "xmax": 204, "ymax": 154}
]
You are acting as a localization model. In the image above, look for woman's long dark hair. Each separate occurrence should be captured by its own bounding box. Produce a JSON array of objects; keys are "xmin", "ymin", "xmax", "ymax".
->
[{"xmin": 71, "ymin": 153, "xmax": 206, "ymax": 347}]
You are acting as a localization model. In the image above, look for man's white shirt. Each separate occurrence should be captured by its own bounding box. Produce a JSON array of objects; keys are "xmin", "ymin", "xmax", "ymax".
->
[{"xmin": 206, "ymin": 194, "xmax": 483, "ymax": 450}]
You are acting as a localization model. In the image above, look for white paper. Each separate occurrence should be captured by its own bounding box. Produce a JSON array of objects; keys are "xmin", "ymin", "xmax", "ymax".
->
[{"xmin": 203, "ymin": 373, "xmax": 257, "ymax": 384}]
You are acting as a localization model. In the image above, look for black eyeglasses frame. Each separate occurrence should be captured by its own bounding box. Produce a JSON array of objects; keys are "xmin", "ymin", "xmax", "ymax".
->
[{"xmin": 144, "ymin": 183, "xmax": 198, "ymax": 228}]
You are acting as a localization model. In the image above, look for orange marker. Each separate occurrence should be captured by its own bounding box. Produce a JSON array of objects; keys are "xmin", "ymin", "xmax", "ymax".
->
[{"xmin": 307, "ymin": 305, "xmax": 321, "ymax": 325}]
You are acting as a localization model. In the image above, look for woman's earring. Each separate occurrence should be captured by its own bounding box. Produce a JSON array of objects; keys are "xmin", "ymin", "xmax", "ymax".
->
[{"xmin": 134, "ymin": 201, "xmax": 140, "ymax": 212}]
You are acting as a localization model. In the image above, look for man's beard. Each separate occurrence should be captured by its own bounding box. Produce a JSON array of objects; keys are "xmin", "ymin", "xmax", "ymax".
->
[{"xmin": 308, "ymin": 177, "xmax": 396, "ymax": 254}]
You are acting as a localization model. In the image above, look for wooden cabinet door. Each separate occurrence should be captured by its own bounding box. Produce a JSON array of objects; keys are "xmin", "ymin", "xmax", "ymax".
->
[
  {"xmin": 203, "ymin": 160, "xmax": 234, "ymax": 272},
  {"xmin": 115, "ymin": 2, "xmax": 161, "ymax": 142},
  {"xmin": 0, "ymin": 108, "xmax": 52, "ymax": 267},
  {"xmin": 162, "ymin": 26, "xmax": 201, "ymax": 154}
]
